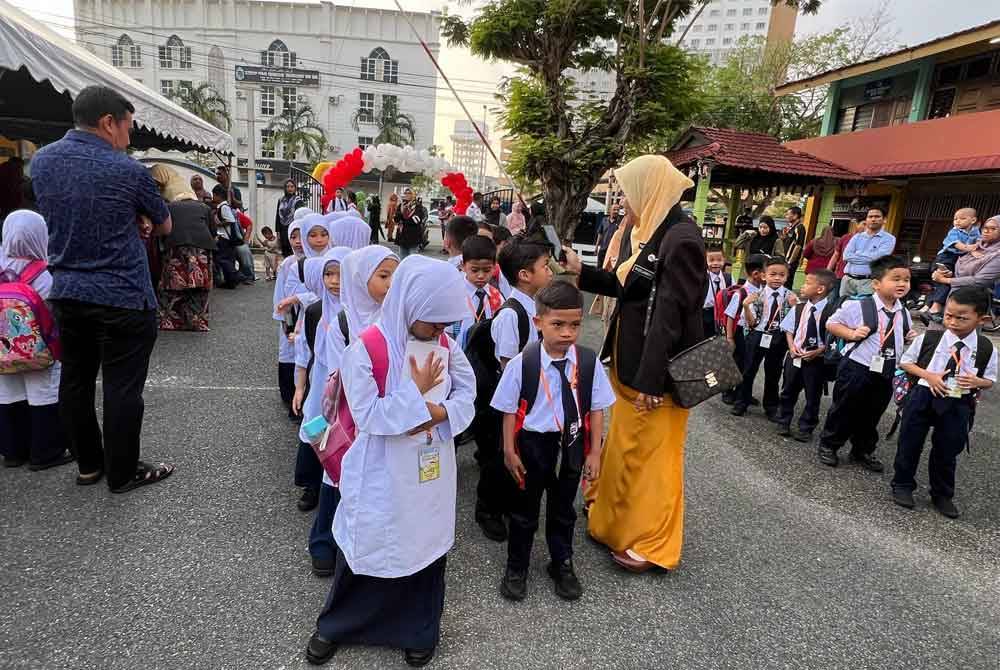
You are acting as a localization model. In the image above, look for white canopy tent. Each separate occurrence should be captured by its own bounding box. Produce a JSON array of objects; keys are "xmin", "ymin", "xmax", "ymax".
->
[{"xmin": 0, "ymin": 0, "xmax": 232, "ymax": 154}]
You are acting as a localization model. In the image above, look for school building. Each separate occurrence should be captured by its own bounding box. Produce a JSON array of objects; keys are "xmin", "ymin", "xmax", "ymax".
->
[{"xmin": 778, "ymin": 19, "xmax": 1000, "ymax": 259}]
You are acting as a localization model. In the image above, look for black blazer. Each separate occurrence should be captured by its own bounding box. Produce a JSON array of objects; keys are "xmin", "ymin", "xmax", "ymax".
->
[{"xmin": 579, "ymin": 205, "xmax": 708, "ymax": 396}]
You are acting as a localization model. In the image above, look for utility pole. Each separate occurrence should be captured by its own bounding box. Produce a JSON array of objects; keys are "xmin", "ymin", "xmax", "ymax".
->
[
  {"xmin": 246, "ymin": 87, "xmax": 258, "ymax": 228},
  {"xmin": 480, "ymin": 105, "xmax": 488, "ymax": 192}
]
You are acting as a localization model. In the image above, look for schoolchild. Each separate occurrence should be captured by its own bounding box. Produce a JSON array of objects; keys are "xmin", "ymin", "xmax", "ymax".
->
[
  {"xmin": 891, "ymin": 287, "xmax": 996, "ymax": 518},
  {"xmin": 720, "ymin": 253, "xmax": 765, "ymax": 405},
  {"xmin": 817, "ymin": 255, "xmax": 914, "ymax": 471},
  {"xmin": 0, "ymin": 211, "xmax": 73, "ymax": 470},
  {"xmin": 490, "ymin": 227, "xmax": 513, "ymax": 297},
  {"xmin": 443, "ymin": 215, "xmax": 480, "ymax": 269},
  {"xmin": 490, "ymin": 281, "xmax": 615, "ymax": 601},
  {"xmin": 730, "ymin": 257, "xmax": 795, "ymax": 418},
  {"xmin": 702, "ymin": 246, "xmax": 730, "ymax": 338},
  {"xmin": 775, "ymin": 269, "xmax": 836, "ymax": 441},
  {"xmin": 453, "ymin": 236, "xmax": 504, "ymax": 348},
  {"xmin": 305, "ymin": 255, "xmax": 476, "ymax": 668},
  {"xmin": 307, "ymin": 245, "xmax": 399, "ymax": 576}
]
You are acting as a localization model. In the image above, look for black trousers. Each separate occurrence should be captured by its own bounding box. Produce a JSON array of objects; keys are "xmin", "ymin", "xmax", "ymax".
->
[
  {"xmin": 295, "ymin": 440, "xmax": 323, "ymax": 491},
  {"xmin": 737, "ymin": 330, "xmax": 788, "ymax": 414},
  {"xmin": 776, "ymin": 356, "xmax": 825, "ymax": 433},
  {"xmin": 51, "ymin": 300, "xmax": 158, "ymax": 489},
  {"xmin": 702, "ymin": 307, "xmax": 717, "ymax": 340},
  {"xmin": 507, "ymin": 431, "xmax": 581, "ymax": 571},
  {"xmin": 0, "ymin": 401, "xmax": 67, "ymax": 466},
  {"xmin": 278, "ymin": 362, "xmax": 295, "ymax": 406},
  {"xmin": 473, "ymin": 408, "xmax": 517, "ymax": 519},
  {"xmin": 892, "ymin": 386, "xmax": 971, "ymax": 500},
  {"xmin": 819, "ymin": 359, "xmax": 893, "ymax": 456},
  {"xmin": 214, "ymin": 238, "xmax": 241, "ymax": 288},
  {"xmin": 722, "ymin": 327, "xmax": 747, "ymax": 401},
  {"xmin": 277, "ymin": 222, "xmax": 292, "ymax": 257}
]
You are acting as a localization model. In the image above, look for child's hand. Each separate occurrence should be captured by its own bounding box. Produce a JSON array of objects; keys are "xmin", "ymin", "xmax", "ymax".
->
[
  {"xmin": 905, "ymin": 329, "xmax": 918, "ymax": 343},
  {"xmin": 292, "ymin": 389, "xmax": 305, "ymax": 416},
  {"xmin": 802, "ymin": 346, "xmax": 825, "ymax": 361},
  {"xmin": 786, "ymin": 293, "xmax": 799, "ymax": 306},
  {"xmin": 743, "ymin": 293, "xmax": 757, "ymax": 307},
  {"xmin": 582, "ymin": 451, "xmax": 601, "ymax": 482},
  {"xmin": 504, "ymin": 448, "xmax": 526, "ymax": 489},
  {"xmin": 924, "ymin": 371, "xmax": 949, "ymax": 397},
  {"xmin": 956, "ymin": 373, "xmax": 985, "ymax": 390},
  {"xmin": 287, "ymin": 333, "xmax": 297, "ymax": 344},
  {"xmin": 276, "ymin": 296, "xmax": 299, "ymax": 314},
  {"xmin": 410, "ymin": 352, "xmax": 445, "ymax": 394},
  {"xmin": 852, "ymin": 325, "xmax": 871, "ymax": 341}
]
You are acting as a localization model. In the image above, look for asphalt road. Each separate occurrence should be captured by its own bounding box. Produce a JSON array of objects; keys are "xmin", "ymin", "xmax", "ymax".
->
[{"xmin": 2, "ymin": 243, "xmax": 998, "ymax": 670}]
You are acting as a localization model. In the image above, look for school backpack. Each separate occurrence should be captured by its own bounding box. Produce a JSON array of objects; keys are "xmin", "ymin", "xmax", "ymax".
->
[
  {"xmin": 0, "ymin": 261, "xmax": 61, "ymax": 375},
  {"xmin": 787, "ymin": 300, "xmax": 838, "ymax": 351},
  {"xmin": 885, "ymin": 330, "xmax": 994, "ymax": 438},
  {"xmin": 822, "ymin": 295, "xmax": 911, "ymax": 382},
  {"xmin": 714, "ymin": 284, "xmax": 746, "ymax": 332},
  {"xmin": 315, "ymin": 325, "xmax": 450, "ymax": 484},
  {"xmin": 511, "ymin": 342, "xmax": 599, "ymax": 482},
  {"xmin": 463, "ymin": 297, "xmax": 531, "ymax": 414}
]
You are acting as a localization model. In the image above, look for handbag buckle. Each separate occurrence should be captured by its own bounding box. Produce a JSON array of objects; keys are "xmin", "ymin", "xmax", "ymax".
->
[{"xmin": 705, "ymin": 372, "xmax": 718, "ymax": 387}]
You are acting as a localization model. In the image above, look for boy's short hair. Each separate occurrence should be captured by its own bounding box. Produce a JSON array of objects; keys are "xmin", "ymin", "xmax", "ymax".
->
[
  {"xmin": 211, "ymin": 184, "xmax": 227, "ymax": 199},
  {"xmin": 744, "ymin": 253, "xmax": 768, "ymax": 274},
  {"xmin": 498, "ymin": 238, "xmax": 550, "ymax": 285},
  {"xmin": 705, "ymin": 245, "xmax": 725, "ymax": 257},
  {"xmin": 261, "ymin": 226, "xmax": 273, "ymax": 235},
  {"xmin": 808, "ymin": 269, "xmax": 836, "ymax": 293},
  {"xmin": 446, "ymin": 215, "xmax": 479, "ymax": 249},
  {"xmin": 493, "ymin": 226, "xmax": 512, "ymax": 243},
  {"xmin": 765, "ymin": 257, "xmax": 789, "ymax": 271},
  {"xmin": 870, "ymin": 255, "xmax": 908, "ymax": 279},
  {"xmin": 535, "ymin": 280, "xmax": 583, "ymax": 315},
  {"xmin": 461, "ymin": 235, "xmax": 497, "ymax": 264},
  {"xmin": 947, "ymin": 286, "xmax": 991, "ymax": 315},
  {"xmin": 477, "ymin": 221, "xmax": 494, "ymax": 234}
]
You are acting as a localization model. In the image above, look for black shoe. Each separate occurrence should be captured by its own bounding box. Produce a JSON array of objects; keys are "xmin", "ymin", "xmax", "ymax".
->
[
  {"xmin": 932, "ymin": 496, "xmax": 960, "ymax": 519},
  {"xmin": 298, "ymin": 487, "xmax": 319, "ymax": 512},
  {"xmin": 792, "ymin": 430, "xmax": 814, "ymax": 444},
  {"xmin": 729, "ymin": 404, "xmax": 747, "ymax": 417},
  {"xmin": 28, "ymin": 451, "xmax": 75, "ymax": 471},
  {"xmin": 500, "ymin": 567, "xmax": 527, "ymax": 601},
  {"xmin": 850, "ymin": 452, "xmax": 884, "ymax": 473},
  {"xmin": 720, "ymin": 392, "xmax": 735, "ymax": 405},
  {"xmin": 3, "ymin": 456, "xmax": 26, "ymax": 468},
  {"xmin": 818, "ymin": 446, "xmax": 838, "ymax": 467},
  {"xmin": 476, "ymin": 514, "xmax": 508, "ymax": 542},
  {"xmin": 749, "ymin": 397, "xmax": 761, "ymax": 407},
  {"xmin": 311, "ymin": 556, "xmax": 335, "ymax": 578},
  {"xmin": 765, "ymin": 412, "xmax": 784, "ymax": 425},
  {"xmin": 546, "ymin": 559, "xmax": 583, "ymax": 601},
  {"xmin": 305, "ymin": 632, "xmax": 338, "ymax": 665},
  {"xmin": 892, "ymin": 489, "xmax": 915, "ymax": 509},
  {"xmin": 404, "ymin": 648, "xmax": 436, "ymax": 667},
  {"xmin": 776, "ymin": 424, "xmax": 792, "ymax": 437}
]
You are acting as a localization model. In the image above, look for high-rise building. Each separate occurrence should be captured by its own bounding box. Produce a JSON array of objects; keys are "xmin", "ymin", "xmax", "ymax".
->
[
  {"xmin": 677, "ymin": 0, "xmax": 797, "ymax": 65},
  {"xmin": 451, "ymin": 119, "xmax": 488, "ymax": 192}
]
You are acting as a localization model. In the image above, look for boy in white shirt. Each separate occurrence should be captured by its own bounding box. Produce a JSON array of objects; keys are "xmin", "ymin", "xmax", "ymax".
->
[
  {"xmin": 491, "ymin": 282, "xmax": 615, "ymax": 602},
  {"xmin": 721, "ymin": 254, "xmax": 766, "ymax": 405},
  {"xmin": 491, "ymin": 239, "xmax": 553, "ymax": 369},
  {"xmin": 453, "ymin": 236, "xmax": 504, "ymax": 347},
  {"xmin": 703, "ymin": 247, "xmax": 730, "ymax": 338},
  {"xmin": 892, "ymin": 287, "xmax": 996, "ymax": 518},
  {"xmin": 443, "ymin": 215, "xmax": 479, "ymax": 269}
]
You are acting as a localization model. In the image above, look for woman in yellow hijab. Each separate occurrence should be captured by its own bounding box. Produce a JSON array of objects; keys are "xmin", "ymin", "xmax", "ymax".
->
[{"xmin": 564, "ymin": 154, "xmax": 707, "ymax": 572}]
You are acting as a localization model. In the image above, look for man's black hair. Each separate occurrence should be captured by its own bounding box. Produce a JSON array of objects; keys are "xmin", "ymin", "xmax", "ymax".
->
[
  {"xmin": 498, "ymin": 238, "xmax": 550, "ymax": 285},
  {"xmin": 462, "ymin": 235, "xmax": 497, "ymax": 264},
  {"xmin": 493, "ymin": 226, "xmax": 512, "ymax": 243},
  {"xmin": 446, "ymin": 215, "xmax": 479, "ymax": 249},
  {"xmin": 947, "ymin": 286, "xmax": 991, "ymax": 316},
  {"xmin": 536, "ymin": 280, "xmax": 582, "ymax": 315},
  {"xmin": 72, "ymin": 85, "xmax": 134, "ymax": 128},
  {"xmin": 744, "ymin": 253, "xmax": 768, "ymax": 273},
  {"xmin": 867, "ymin": 205, "xmax": 887, "ymax": 217},
  {"xmin": 808, "ymin": 268, "xmax": 836, "ymax": 293},
  {"xmin": 788, "ymin": 206, "xmax": 803, "ymax": 217},
  {"xmin": 870, "ymin": 255, "xmax": 908, "ymax": 280},
  {"xmin": 473, "ymin": 191, "xmax": 483, "ymax": 199},
  {"xmin": 212, "ymin": 184, "xmax": 228, "ymax": 199}
]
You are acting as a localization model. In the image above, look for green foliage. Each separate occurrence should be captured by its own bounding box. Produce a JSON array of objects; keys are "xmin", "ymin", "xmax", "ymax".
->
[
  {"xmin": 265, "ymin": 99, "xmax": 328, "ymax": 163},
  {"xmin": 351, "ymin": 96, "xmax": 417, "ymax": 147},
  {"xmin": 168, "ymin": 82, "xmax": 231, "ymax": 131}
]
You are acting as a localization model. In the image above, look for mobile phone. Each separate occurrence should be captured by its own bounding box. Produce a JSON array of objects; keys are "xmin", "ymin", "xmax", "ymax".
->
[
  {"xmin": 542, "ymin": 224, "xmax": 567, "ymax": 262},
  {"xmin": 934, "ymin": 263, "xmax": 951, "ymax": 273}
]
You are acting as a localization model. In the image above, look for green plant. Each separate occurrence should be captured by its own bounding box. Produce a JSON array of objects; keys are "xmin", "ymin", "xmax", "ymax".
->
[
  {"xmin": 168, "ymin": 82, "xmax": 232, "ymax": 131},
  {"xmin": 351, "ymin": 97, "xmax": 417, "ymax": 147},
  {"xmin": 265, "ymin": 99, "xmax": 329, "ymax": 163}
]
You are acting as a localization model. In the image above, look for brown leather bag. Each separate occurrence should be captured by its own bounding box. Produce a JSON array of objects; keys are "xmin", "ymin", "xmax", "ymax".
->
[{"xmin": 665, "ymin": 336, "xmax": 742, "ymax": 409}]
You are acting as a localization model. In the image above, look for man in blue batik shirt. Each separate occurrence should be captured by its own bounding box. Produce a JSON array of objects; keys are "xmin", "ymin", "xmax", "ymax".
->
[
  {"xmin": 31, "ymin": 85, "xmax": 176, "ymax": 494},
  {"xmin": 839, "ymin": 206, "xmax": 897, "ymax": 299}
]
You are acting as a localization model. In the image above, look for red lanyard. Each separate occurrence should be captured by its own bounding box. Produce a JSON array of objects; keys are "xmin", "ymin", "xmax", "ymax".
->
[
  {"xmin": 465, "ymin": 294, "xmax": 487, "ymax": 322},
  {"xmin": 763, "ymin": 291, "xmax": 782, "ymax": 330},
  {"xmin": 537, "ymin": 348, "xmax": 580, "ymax": 433},
  {"xmin": 878, "ymin": 309, "xmax": 898, "ymax": 352},
  {"xmin": 794, "ymin": 304, "xmax": 815, "ymax": 346}
]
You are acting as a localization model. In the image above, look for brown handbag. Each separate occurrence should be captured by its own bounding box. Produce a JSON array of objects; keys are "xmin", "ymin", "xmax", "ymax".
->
[{"xmin": 665, "ymin": 336, "xmax": 742, "ymax": 409}]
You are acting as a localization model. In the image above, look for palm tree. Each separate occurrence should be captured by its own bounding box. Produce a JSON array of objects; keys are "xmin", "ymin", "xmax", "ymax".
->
[
  {"xmin": 351, "ymin": 96, "xmax": 416, "ymax": 146},
  {"xmin": 265, "ymin": 99, "xmax": 328, "ymax": 163},
  {"xmin": 168, "ymin": 82, "xmax": 231, "ymax": 131}
]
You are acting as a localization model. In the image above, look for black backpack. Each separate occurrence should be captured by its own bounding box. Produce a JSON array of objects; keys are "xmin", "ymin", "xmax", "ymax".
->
[
  {"xmin": 281, "ymin": 258, "xmax": 310, "ymax": 337},
  {"xmin": 303, "ymin": 305, "xmax": 350, "ymax": 394},
  {"xmin": 463, "ymin": 297, "xmax": 531, "ymax": 412},
  {"xmin": 822, "ymin": 295, "xmax": 911, "ymax": 382}
]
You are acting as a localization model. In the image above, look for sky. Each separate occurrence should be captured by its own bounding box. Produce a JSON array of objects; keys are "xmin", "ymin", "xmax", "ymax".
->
[{"xmin": 13, "ymin": 0, "xmax": 999, "ymax": 174}]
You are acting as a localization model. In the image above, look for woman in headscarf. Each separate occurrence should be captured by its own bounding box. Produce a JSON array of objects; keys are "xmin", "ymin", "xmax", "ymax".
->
[
  {"xmin": 563, "ymin": 155, "xmax": 707, "ymax": 573},
  {"xmin": 802, "ymin": 224, "xmax": 838, "ymax": 273},
  {"xmin": 149, "ymin": 164, "xmax": 192, "ymax": 287},
  {"xmin": 157, "ymin": 189, "xmax": 216, "ymax": 332},
  {"xmin": 306, "ymin": 255, "xmax": 474, "ymax": 667},
  {"xmin": 328, "ymin": 214, "xmax": 372, "ymax": 251},
  {"xmin": 275, "ymin": 179, "xmax": 304, "ymax": 257},
  {"xmin": 744, "ymin": 216, "xmax": 783, "ymax": 258},
  {"xmin": 393, "ymin": 187, "xmax": 428, "ymax": 259},
  {"xmin": 506, "ymin": 201, "xmax": 527, "ymax": 236},
  {"xmin": 0, "ymin": 211, "xmax": 74, "ymax": 470},
  {"xmin": 484, "ymin": 196, "xmax": 507, "ymax": 229},
  {"xmin": 922, "ymin": 215, "xmax": 1000, "ymax": 324},
  {"xmin": 385, "ymin": 193, "xmax": 400, "ymax": 242}
]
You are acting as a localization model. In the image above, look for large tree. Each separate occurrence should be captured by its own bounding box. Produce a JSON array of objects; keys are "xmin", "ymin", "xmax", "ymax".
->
[
  {"xmin": 168, "ymin": 81, "xmax": 232, "ymax": 131},
  {"xmin": 265, "ymin": 99, "xmax": 328, "ymax": 164},
  {"xmin": 443, "ymin": 0, "xmax": 821, "ymax": 238},
  {"xmin": 351, "ymin": 96, "xmax": 418, "ymax": 147}
]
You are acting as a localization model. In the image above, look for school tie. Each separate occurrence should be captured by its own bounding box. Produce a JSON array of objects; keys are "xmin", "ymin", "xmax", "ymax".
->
[
  {"xmin": 804, "ymin": 305, "xmax": 818, "ymax": 350},
  {"xmin": 474, "ymin": 288, "xmax": 486, "ymax": 321},
  {"xmin": 712, "ymin": 277, "xmax": 721, "ymax": 297},
  {"xmin": 880, "ymin": 308, "xmax": 897, "ymax": 359},
  {"xmin": 766, "ymin": 291, "xmax": 780, "ymax": 330},
  {"xmin": 551, "ymin": 359, "xmax": 580, "ymax": 452}
]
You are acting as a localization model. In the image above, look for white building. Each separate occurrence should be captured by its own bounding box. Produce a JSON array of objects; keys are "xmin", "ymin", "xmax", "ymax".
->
[
  {"xmin": 450, "ymin": 119, "xmax": 488, "ymax": 192},
  {"xmin": 677, "ymin": 0, "xmax": 796, "ymax": 65},
  {"xmin": 74, "ymin": 0, "xmax": 440, "ymax": 166}
]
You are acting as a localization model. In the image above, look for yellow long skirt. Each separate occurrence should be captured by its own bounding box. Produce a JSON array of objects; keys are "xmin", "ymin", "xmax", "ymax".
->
[{"xmin": 585, "ymin": 371, "xmax": 690, "ymax": 569}]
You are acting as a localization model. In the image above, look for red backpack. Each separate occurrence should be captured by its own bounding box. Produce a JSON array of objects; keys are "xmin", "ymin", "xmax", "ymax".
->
[{"xmin": 714, "ymin": 284, "xmax": 747, "ymax": 331}]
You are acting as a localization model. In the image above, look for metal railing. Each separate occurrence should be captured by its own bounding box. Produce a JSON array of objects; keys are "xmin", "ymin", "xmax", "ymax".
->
[{"xmin": 289, "ymin": 165, "xmax": 325, "ymax": 213}]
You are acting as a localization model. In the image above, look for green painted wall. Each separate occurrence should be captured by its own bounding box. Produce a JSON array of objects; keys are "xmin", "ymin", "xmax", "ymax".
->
[{"xmin": 693, "ymin": 170, "xmax": 712, "ymax": 225}]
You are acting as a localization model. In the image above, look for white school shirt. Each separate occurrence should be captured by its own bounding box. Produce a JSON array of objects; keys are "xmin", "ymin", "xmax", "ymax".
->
[
  {"xmin": 490, "ymin": 345, "xmax": 616, "ymax": 433},
  {"xmin": 333, "ymin": 335, "xmax": 476, "ymax": 578},
  {"xmin": 703, "ymin": 271, "xmax": 728, "ymax": 309},
  {"xmin": 749, "ymin": 286, "xmax": 790, "ymax": 333},
  {"xmin": 827, "ymin": 293, "xmax": 907, "ymax": 366},
  {"xmin": 496, "ymin": 270, "xmax": 512, "ymax": 298},
  {"xmin": 491, "ymin": 287, "xmax": 539, "ymax": 361},
  {"xmin": 452, "ymin": 279, "xmax": 500, "ymax": 348},
  {"xmin": 448, "ymin": 255, "xmax": 463, "ymax": 269},
  {"xmin": 900, "ymin": 331, "xmax": 998, "ymax": 390},
  {"xmin": 724, "ymin": 282, "xmax": 762, "ymax": 328},
  {"xmin": 274, "ymin": 257, "xmax": 317, "ymax": 363},
  {"xmin": 780, "ymin": 297, "xmax": 829, "ymax": 348}
]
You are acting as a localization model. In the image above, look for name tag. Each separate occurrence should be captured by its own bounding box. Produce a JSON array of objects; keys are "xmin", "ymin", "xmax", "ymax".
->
[
  {"xmin": 759, "ymin": 333, "xmax": 772, "ymax": 349},
  {"xmin": 869, "ymin": 355, "xmax": 885, "ymax": 373},
  {"xmin": 946, "ymin": 378, "xmax": 963, "ymax": 399},
  {"xmin": 793, "ymin": 357, "xmax": 802, "ymax": 369},
  {"xmin": 418, "ymin": 445, "xmax": 441, "ymax": 484}
]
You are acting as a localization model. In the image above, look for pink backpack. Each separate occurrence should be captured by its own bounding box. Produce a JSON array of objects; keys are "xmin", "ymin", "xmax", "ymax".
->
[
  {"xmin": 0, "ymin": 261, "xmax": 60, "ymax": 375},
  {"xmin": 314, "ymin": 326, "xmax": 449, "ymax": 484}
]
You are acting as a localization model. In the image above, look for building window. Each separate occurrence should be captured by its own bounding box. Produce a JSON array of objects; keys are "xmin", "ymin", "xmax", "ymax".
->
[
  {"xmin": 261, "ymin": 86, "xmax": 275, "ymax": 116},
  {"xmin": 208, "ymin": 46, "xmax": 226, "ymax": 100},
  {"xmin": 261, "ymin": 39, "xmax": 296, "ymax": 68},
  {"xmin": 112, "ymin": 34, "xmax": 138, "ymax": 67},
  {"xmin": 725, "ymin": 23, "xmax": 734, "ymax": 31},
  {"xmin": 160, "ymin": 80, "xmax": 175, "ymax": 97},
  {"xmin": 705, "ymin": 38, "xmax": 716, "ymax": 46},
  {"xmin": 743, "ymin": 7, "xmax": 753, "ymax": 15},
  {"xmin": 693, "ymin": 24, "xmax": 703, "ymax": 32},
  {"xmin": 178, "ymin": 80, "xmax": 193, "ymax": 94},
  {"xmin": 709, "ymin": 9, "xmax": 720, "ymax": 16},
  {"xmin": 690, "ymin": 38, "xmax": 700, "ymax": 48},
  {"xmin": 741, "ymin": 22, "xmax": 750, "ymax": 29},
  {"xmin": 756, "ymin": 22, "xmax": 766, "ymax": 29},
  {"xmin": 158, "ymin": 35, "xmax": 190, "ymax": 70},
  {"xmin": 726, "ymin": 8, "xmax": 736, "ymax": 16},
  {"xmin": 359, "ymin": 92, "xmax": 375, "ymax": 123},
  {"xmin": 723, "ymin": 37, "xmax": 733, "ymax": 45},
  {"xmin": 758, "ymin": 6, "xmax": 769, "ymax": 14},
  {"xmin": 282, "ymin": 87, "xmax": 297, "ymax": 113},
  {"xmin": 158, "ymin": 45, "xmax": 173, "ymax": 69},
  {"xmin": 361, "ymin": 47, "xmax": 397, "ymax": 84},
  {"xmin": 261, "ymin": 129, "xmax": 275, "ymax": 159},
  {"xmin": 358, "ymin": 136, "xmax": 374, "ymax": 150}
]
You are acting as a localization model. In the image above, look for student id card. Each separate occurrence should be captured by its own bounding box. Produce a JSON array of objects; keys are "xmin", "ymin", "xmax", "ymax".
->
[
  {"xmin": 793, "ymin": 356, "xmax": 803, "ymax": 369},
  {"xmin": 759, "ymin": 334, "xmax": 773, "ymax": 349},
  {"xmin": 869, "ymin": 355, "xmax": 885, "ymax": 373},
  {"xmin": 946, "ymin": 377, "xmax": 963, "ymax": 399},
  {"xmin": 418, "ymin": 445, "xmax": 441, "ymax": 483}
]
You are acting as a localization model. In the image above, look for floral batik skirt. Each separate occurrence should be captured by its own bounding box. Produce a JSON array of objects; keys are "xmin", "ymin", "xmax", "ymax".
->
[{"xmin": 158, "ymin": 245, "xmax": 212, "ymax": 332}]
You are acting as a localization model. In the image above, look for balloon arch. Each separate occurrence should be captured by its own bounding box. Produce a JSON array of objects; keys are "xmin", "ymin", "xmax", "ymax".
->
[{"xmin": 313, "ymin": 144, "xmax": 473, "ymax": 214}]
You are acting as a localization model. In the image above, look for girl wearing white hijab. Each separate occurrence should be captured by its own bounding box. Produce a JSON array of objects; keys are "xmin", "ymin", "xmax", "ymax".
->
[
  {"xmin": 308, "ymin": 245, "xmax": 399, "ymax": 577},
  {"xmin": 0, "ymin": 211, "xmax": 73, "ymax": 470},
  {"xmin": 328, "ymin": 215, "xmax": 371, "ymax": 251},
  {"xmin": 306, "ymin": 255, "xmax": 475, "ymax": 667},
  {"xmin": 273, "ymin": 218, "xmax": 306, "ymax": 408}
]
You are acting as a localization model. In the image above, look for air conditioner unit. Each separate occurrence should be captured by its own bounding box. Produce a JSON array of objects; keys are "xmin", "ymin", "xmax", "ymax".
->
[
  {"xmin": 236, "ymin": 90, "xmax": 246, "ymax": 100},
  {"xmin": 237, "ymin": 137, "xmax": 248, "ymax": 146}
]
